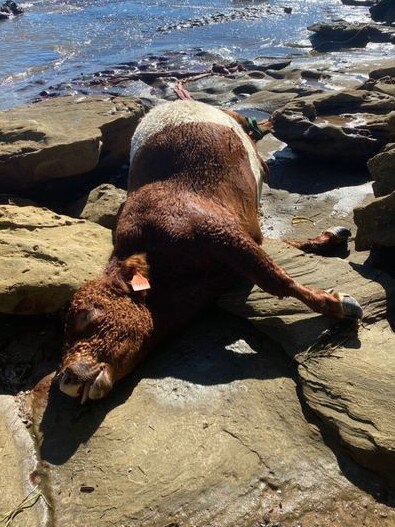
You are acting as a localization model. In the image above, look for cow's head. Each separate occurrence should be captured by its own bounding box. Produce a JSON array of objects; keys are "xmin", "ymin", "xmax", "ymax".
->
[{"xmin": 58, "ymin": 254, "xmax": 153, "ymax": 402}]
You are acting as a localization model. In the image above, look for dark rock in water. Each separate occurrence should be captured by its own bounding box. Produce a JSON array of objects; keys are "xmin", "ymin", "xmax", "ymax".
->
[
  {"xmin": 156, "ymin": 4, "xmax": 276, "ymax": 33},
  {"xmin": 234, "ymin": 90, "xmax": 298, "ymax": 115},
  {"xmin": 301, "ymin": 69, "xmax": 325, "ymax": 80},
  {"xmin": 369, "ymin": 64, "xmax": 395, "ymax": 80},
  {"xmin": 8, "ymin": 0, "xmax": 22, "ymax": 13},
  {"xmin": 370, "ymin": 0, "xmax": 395, "ymax": 23},
  {"xmin": 309, "ymin": 21, "xmax": 369, "ymax": 50},
  {"xmin": 194, "ymin": 50, "xmax": 225, "ymax": 63},
  {"xmin": 240, "ymin": 57, "xmax": 292, "ymax": 72},
  {"xmin": 0, "ymin": 0, "xmax": 23, "ymax": 18},
  {"xmin": 284, "ymin": 6, "xmax": 292, "ymax": 14},
  {"xmin": 308, "ymin": 20, "xmax": 395, "ymax": 51},
  {"xmin": 38, "ymin": 90, "xmax": 59, "ymax": 99},
  {"xmin": 341, "ymin": 0, "xmax": 375, "ymax": 5}
]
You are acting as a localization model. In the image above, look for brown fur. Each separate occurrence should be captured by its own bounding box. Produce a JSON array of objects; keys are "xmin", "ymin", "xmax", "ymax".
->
[
  {"xmin": 287, "ymin": 231, "xmax": 350, "ymax": 256},
  {"xmin": 59, "ymin": 106, "xmax": 356, "ymax": 401}
]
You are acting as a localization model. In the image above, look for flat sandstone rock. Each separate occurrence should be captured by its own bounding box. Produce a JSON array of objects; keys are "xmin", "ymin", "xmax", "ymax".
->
[
  {"xmin": 220, "ymin": 239, "xmax": 395, "ymax": 484},
  {"xmin": 30, "ymin": 311, "xmax": 395, "ymax": 527},
  {"xmin": 0, "ymin": 205, "xmax": 112, "ymax": 314},
  {"xmin": 0, "ymin": 96, "xmax": 145, "ymax": 191}
]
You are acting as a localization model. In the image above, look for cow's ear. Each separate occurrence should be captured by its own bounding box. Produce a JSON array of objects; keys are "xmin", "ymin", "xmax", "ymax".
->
[{"xmin": 120, "ymin": 253, "xmax": 150, "ymax": 300}]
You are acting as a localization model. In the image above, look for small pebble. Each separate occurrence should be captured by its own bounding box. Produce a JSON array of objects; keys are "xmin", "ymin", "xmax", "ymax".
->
[{"xmin": 80, "ymin": 485, "xmax": 95, "ymax": 493}]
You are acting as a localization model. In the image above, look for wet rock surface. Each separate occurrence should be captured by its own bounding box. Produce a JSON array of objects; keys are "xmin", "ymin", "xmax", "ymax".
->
[
  {"xmin": 24, "ymin": 49, "xmax": 387, "ymax": 121},
  {"xmin": 271, "ymin": 89, "xmax": 395, "ymax": 162},
  {"xmin": 29, "ymin": 51, "xmax": 296, "ymax": 109}
]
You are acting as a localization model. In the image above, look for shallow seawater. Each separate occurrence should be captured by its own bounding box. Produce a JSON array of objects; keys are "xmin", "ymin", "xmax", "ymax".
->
[{"xmin": 0, "ymin": 0, "xmax": 385, "ymax": 110}]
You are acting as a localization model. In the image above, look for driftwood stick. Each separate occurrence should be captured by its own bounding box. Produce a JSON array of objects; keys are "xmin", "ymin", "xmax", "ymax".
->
[{"xmin": 101, "ymin": 69, "xmax": 213, "ymax": 86}]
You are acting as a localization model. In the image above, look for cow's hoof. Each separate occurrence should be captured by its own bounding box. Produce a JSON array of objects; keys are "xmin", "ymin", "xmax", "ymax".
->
[
  {"xmin": 324, "ymin": 226, "xmax": 351, "ymax": 241},
  {"xmin": 335, "ymin": 292, "xmax": 363, "ymax": 319}
]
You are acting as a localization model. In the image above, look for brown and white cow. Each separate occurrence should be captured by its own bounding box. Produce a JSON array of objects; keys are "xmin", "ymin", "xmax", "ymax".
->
[{"xmin": 58, "ymin": 100, "xmax": 361, "ymax": 403}]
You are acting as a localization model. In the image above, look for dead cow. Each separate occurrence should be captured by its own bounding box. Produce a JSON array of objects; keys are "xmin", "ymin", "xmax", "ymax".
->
[{"xmin": 58, "ymin": 100, "xmax": 362, "ymax": 403}]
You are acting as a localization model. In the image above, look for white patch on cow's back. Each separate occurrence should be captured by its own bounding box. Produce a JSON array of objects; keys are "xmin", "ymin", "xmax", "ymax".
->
[{"xmin": 129, "ymin": 100, "xmax": 264, "ymax": 195}]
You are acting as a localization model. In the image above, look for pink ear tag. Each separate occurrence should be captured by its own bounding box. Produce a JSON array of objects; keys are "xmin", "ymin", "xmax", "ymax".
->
[{"xmin": 131, "ymin": 272, "xmax": 151, "ymax": 292}]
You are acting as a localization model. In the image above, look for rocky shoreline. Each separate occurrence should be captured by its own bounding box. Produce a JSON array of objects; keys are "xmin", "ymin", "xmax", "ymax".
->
[
  {"xmin": 1, "ymin": 1, "xmax": 395, "ymax": 526},
  {"xmin": 0, "ymin": 0, "xmax": 23, "ymax": 20}
]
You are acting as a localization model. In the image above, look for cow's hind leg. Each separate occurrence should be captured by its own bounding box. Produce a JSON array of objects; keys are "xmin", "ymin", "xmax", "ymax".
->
[
  {"xmin": 286, "ymin": 226, "xmax": 351, "ymax": 256},
  {"xmin": 195, "ymin": 211, "xmax": 362, "ymax": 319}
]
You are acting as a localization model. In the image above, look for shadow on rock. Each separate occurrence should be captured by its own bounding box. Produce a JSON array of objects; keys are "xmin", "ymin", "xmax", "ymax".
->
[
  {"xmin": 295, "ymin": 380, "xmax": 395, "ymax": 506},
  {"xmin": 364, "ymin": 246, "xmax": 395, "ymax": 282},
  {"xmin": 350, "ymin": 260, "xmax": 395, "ymax": 326},
  {"xmin": 35, "ymin": 309, "xmax": 289, "ymax": 465},
  {"xmin": 267, "ymin": 151, "xmax": 371, "ymax": 195},
  {"xmin": 0, "ymin": 314, "xmax": 62, "ymax": 395},
  {"xmin": 35, "ymin": 369, "xmax": 143, "ymax": 465},
  {"xmin": 218, "ymin": 281, "xmax": 362, "ymax": 359}
]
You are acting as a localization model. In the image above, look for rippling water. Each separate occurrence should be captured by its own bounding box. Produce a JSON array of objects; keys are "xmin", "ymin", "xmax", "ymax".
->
[{"xmin": 0, "ymin": 0, "xmax": 376, "ymax": 109}]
